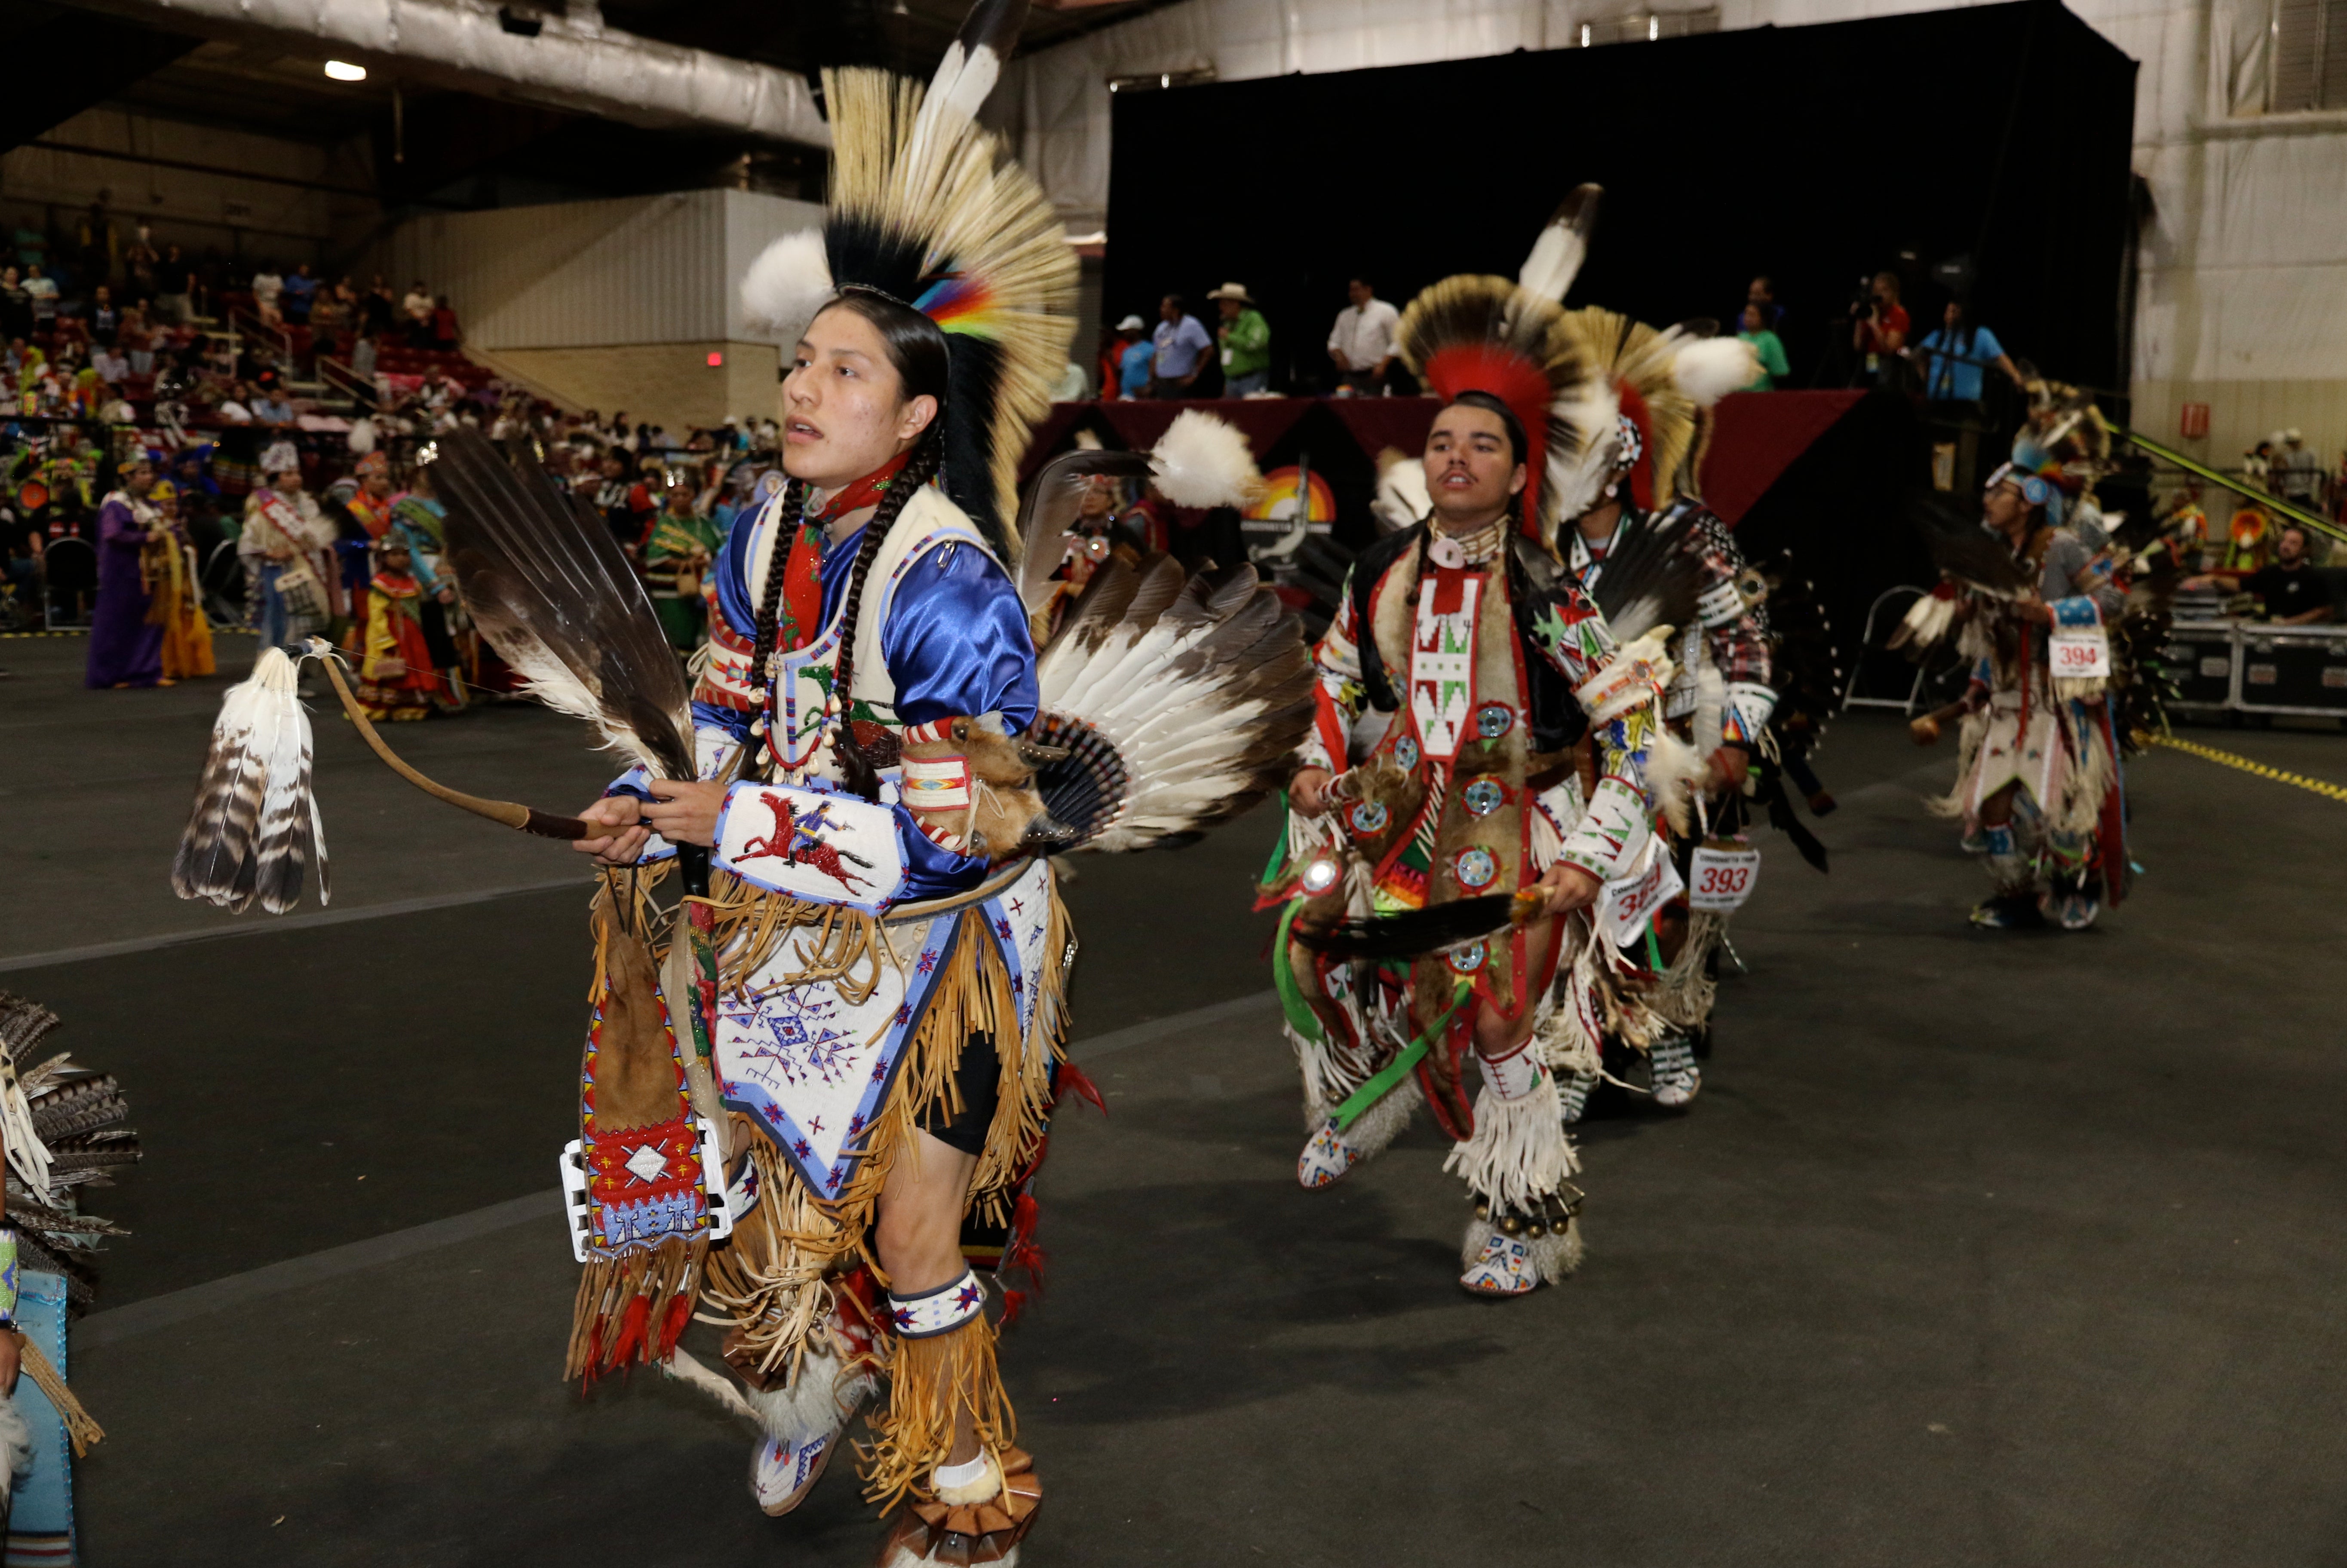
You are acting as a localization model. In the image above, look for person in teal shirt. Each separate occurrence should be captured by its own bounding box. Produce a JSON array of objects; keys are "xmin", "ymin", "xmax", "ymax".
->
[
  {"xmin": 1208, "ymin": 282, "xmax": 1270, "ymax": 395},
  {"xmin": 1915, "ymin": 300, "xmax": 2023, "ymax": 405},
  {"xmin": 1737, "ymin": 303, "xmax": 1790, "ymax": 391}
]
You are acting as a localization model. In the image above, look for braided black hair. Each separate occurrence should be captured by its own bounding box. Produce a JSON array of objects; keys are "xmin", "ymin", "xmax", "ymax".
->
[
  {"xmin": 768, "ymin": 291, "xmax": 954, "ymax": 800},
  {"xmin": 746, "ymin": 475, "xmax": 811, "ymax": 689},
  {"xmin": 829, "ymin": 429, "xmax": 944, "ymax": 799}
]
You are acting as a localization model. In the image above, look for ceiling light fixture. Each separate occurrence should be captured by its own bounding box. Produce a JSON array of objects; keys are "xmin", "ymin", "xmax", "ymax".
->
[{"xmin": 324, "ymin": 59, "xmax": 367, "ymax": 82}]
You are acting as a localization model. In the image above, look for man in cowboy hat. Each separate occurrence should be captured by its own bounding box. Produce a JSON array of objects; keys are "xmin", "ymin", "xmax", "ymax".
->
[{"xmin": 1208, "ymin": 281, "xmax": 1271, "ymax": 397}]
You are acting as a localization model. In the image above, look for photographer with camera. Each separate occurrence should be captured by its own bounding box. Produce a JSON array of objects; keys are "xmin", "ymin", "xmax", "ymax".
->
[{"xmin": 1849, "ymin": 270, "xmax": 1909, "ymax": 388}]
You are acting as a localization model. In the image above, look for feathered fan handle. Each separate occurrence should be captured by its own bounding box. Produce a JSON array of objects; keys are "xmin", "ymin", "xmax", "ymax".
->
[
  {"xmin": 305, "ymin": 640, "xmax": 590, "ymax": 841},
  {"xmin": 1292, "ymin": 888, "xmax": 1546, "ymax": 962}
]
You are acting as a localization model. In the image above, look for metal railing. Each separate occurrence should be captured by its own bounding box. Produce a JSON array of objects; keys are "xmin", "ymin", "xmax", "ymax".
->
[{"xmin": 316, "ymin": 356, "xmax": 374, "ymax": 406}]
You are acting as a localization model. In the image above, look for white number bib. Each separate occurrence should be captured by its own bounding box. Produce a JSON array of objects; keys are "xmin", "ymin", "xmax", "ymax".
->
[
  {"xmin": 1688, "ymin": 842, "xmax": 1761, "ymax": 913},
  {"xmin": 1597, "ymin": 839, "xmax": 1683, "ymax": 948},
  {"xmin": 2049, "ymin": 627, "xmax": 2111, "ymax": 680}
]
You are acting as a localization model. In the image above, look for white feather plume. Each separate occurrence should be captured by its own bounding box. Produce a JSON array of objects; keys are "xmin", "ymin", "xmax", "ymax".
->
[
  {"xmin": 1672, "ymin": 337, "xmax": 1760, "ymax": 408},
  {"xmin": 1543, "ymin": 380, "xmax": 1624, "ymax": 531},
  {"xmin": 171, "ymin": 646, "xmax": 324, "ymax": 914},
  {"xmin": 1149, "ymin": 410, "xmax": 1260, "ymax": 509},
  {"xmin": 1371, "ymin": 450, "xmax": 1429, "ymax": 533},
  {"xmin": 1518, "ymin": 183, "xmax": 1601, "ymax": 303},
  {"xmin": 740, "ymin": 229, "xmax": 834, "ymax": 338},
  {"xmin": 1643, "ymin": 726, "xmax": 1708, "ymax": 836}
]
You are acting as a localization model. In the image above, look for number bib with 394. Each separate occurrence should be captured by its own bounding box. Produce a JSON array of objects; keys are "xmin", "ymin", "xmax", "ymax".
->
[{"xmin": 1688, "ymin": 840, "xmax": 1761, "ymax": 913}]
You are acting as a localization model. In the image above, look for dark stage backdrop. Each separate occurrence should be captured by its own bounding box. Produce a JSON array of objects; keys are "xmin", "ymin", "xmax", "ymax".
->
[{"xmin": 1105, "ymin": 0, "xmax": 2136, "ymax": 401}]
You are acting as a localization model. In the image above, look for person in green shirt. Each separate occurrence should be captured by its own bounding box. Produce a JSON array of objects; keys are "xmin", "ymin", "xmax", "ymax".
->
[
  {"xmin": 643, "ymin": 469, "xmax": 723, "ymax": 651},
  {"xmin": 1736, "ymin": 302, "xmax": 1790, "ymax": 391},
  {"xmin": 1207, "ymin": 281, "xmax": 1271, "ymax": 396}
]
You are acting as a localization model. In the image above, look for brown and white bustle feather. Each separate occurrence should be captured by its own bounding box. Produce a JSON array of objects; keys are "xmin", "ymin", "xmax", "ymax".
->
[
  {"xmin": 429, "ymin": 429, "xmax": 696, "ymax": 778},
  {"xmin": 1030, "ymin": 555, "xmax": 1313, "ymax": 851},
  {"xmin": 171, "ymin": 647, "xmax": 327, "ymax": 914}
]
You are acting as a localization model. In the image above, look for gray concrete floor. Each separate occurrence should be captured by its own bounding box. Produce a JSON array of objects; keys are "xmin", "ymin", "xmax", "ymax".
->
[{"xmin": 5, "ymin": 633, "xmax": 2346, "ymax": 1565}]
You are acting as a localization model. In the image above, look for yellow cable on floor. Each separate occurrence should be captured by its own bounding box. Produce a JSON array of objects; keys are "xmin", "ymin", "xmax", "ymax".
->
[{"xmin": 2146, "ymin": 732, "xmax": 2347, "ymax": 803}]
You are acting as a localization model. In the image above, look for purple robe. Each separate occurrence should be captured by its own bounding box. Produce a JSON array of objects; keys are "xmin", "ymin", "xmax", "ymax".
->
[{"xmin": 85, "ymin": 494, "xmax": 163, "ymax": 689}]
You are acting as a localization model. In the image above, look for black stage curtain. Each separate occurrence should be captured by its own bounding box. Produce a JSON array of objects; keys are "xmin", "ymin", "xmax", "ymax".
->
[{"xmin": 1106, "ymin": 0, "xmax": 2137, "ymax": 402}]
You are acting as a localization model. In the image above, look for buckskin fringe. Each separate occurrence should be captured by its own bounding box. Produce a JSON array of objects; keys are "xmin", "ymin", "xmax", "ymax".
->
[
  {"xmin": 699, "ymin": 1142, "xmax": 851, "ymax": 1387},
  {"xmin": 859, "ymin": 1311, "xmax": 1014, "ymax": 1515},
  {"xmin": 1649, "ymin": 908, "xmax": 1722, "ymax": 1030},
  {"xmin": 693, "ymin": 875, "xmax": 1070, "ymax": 1378},
  {"xmin": 568, "ymin": 1232, "xmax": 706, "ymax": 1383}
]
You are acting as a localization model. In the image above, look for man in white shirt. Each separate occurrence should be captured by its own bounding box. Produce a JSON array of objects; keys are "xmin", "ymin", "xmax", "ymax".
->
[{"xmin": 1326, "ymin": 278, "xmax": 1399, "ymax": 395}]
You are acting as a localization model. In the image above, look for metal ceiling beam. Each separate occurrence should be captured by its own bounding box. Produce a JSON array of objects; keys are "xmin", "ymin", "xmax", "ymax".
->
[{"xmin": 55, "ymin": 0, "xmax": 832, "ymax": 149}]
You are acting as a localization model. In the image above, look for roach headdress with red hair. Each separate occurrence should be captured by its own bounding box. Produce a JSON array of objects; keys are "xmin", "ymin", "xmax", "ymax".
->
[{"xmin": 1395, "ymin": 275, "xmax": 1601, "ymax": 549}]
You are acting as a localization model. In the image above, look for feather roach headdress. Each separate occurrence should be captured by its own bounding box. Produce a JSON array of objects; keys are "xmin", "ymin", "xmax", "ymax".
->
[
  {"xmin": 1549, "ymin": 309, "xmax": 1755, "ymax": 522},
  {"xmin": 737, "ymin": 0, "xmax": 1077, "ymax": 565},
  {"xmin": 1393, "ymin": 188, "xmax": 1610, "ymax": 549},
  {"xmin": 1395, "ymin": 284, "xmax": 1599, "ymax": 549}
]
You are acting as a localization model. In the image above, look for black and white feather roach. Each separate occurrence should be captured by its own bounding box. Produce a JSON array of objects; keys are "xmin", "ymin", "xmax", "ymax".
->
[{"xmin": 172, "ymin": 646, "xmax": 327, "ymax": 915}]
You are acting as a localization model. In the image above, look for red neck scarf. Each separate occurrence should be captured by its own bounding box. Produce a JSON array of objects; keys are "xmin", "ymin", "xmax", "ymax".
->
[{"xmin": 773, "ymin": 451, "xmax": 911, "ymax": 656}]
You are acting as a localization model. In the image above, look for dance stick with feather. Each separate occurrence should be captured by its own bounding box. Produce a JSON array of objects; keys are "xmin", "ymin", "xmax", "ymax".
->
[{"xmin": 303, "ymin": 638, "xmax": 590, "ymax": 839}]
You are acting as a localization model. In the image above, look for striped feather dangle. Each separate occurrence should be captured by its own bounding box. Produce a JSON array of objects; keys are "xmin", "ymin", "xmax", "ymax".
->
[{"xmin": 170, "ymin": 646, "xmax": 327, "ymax": 915}]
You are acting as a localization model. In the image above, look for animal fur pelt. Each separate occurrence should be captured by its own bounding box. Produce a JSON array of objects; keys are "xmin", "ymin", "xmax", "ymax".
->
[
  {"xmin": 172, "ymin": 647, "xmax": 326, "ymax": 914},
  {"xmin": 902, "ymin": 714, "xmax": 1064, "ymax": 859},
  {"xmin": 430, "ymin": 429, "xmax": 695, "ymax": 778},
  {"xmin": 1028, "ymin": 556, "xmax": 1314, "ymax": 851}
]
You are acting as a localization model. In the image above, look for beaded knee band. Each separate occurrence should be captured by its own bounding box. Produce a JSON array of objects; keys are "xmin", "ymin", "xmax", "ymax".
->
[{"xmin": 887, "ymin": 1268, "xmax": 985, "ymax": 1339}]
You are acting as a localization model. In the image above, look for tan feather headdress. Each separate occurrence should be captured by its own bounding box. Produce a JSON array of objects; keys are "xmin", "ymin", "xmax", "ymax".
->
[{"xmin": 736, "ymin": 0, "xmax": 1077, "ymax": 566}]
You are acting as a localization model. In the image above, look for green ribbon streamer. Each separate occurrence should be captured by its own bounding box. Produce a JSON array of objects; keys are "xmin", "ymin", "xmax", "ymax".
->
[
  {"xmin": 1260, "ymin": 790, "xmax": 1294, "ymax": 886},
  {"xmin": 1271, "ymin": 896, "xmax": 1324, "ymax": 1045},
  {"xmin": 1332, "ymin": 979, "xmax": 1473, "ymax": 1131}
]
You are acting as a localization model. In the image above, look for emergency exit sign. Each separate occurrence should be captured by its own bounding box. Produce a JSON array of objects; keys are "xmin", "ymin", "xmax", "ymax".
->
[{"xmin": 2180, "ymin": 402, "xmax": 2210, "ymax": 438}]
